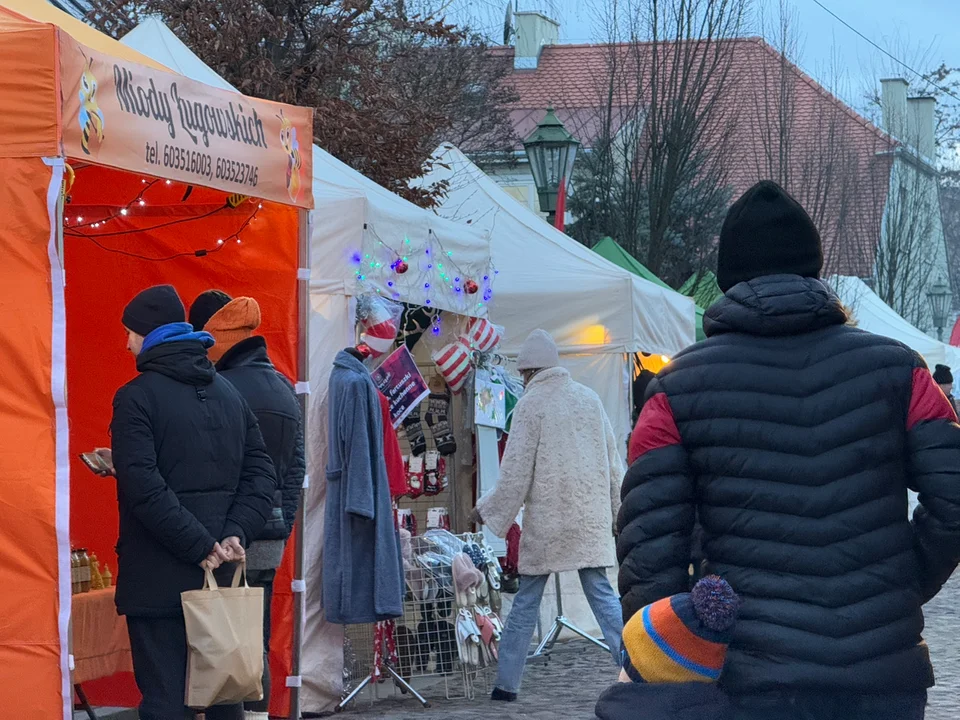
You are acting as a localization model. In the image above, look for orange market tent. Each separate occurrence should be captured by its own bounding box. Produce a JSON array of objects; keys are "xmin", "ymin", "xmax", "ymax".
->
[
  {"xmin": 0, "ymin": 3, "xmax": 316, "ymax": 718},
  {"xmin": 120, "ymin": 19, "xmax": 498, "ymax": 717}
]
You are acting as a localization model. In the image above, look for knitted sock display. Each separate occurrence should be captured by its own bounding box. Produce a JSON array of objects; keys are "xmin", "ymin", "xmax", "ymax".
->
[
  {"xmin": 424, "ymin": 392, "xmax": 457, "ymax": 456},
  {"xmin": 397, "ymin": 507, "xmax": 417, "ymax": 536},
  {"xmin": 407, "ymin": 455, "xmax": 425, "ymax": 499},
  {"xmin": 438, "ymin": 456, "xmax": 449, "ymax": 493},
  {"xmin": 424, "ymin": 451, "xmax": 441, "ymax": 496},
  {"xmin": 403, "ymin": 405, "xmax": 427, "ymax": 457}
]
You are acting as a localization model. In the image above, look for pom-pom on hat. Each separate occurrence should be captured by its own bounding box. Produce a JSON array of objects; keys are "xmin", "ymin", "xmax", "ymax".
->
[{"xmin": 621, "ymin": 575, "xmax": 739, "ymax": 684}]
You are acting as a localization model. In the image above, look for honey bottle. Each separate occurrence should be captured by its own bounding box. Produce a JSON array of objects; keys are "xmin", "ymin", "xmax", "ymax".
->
[
  {"xmin": 70, "ymin": 550, "xmax": 80, "ymax": 595},
  {"xmin": 102, "ymin": 564, "xmax": 112, "ymax": 588},
  {"xmin": 79, "ymin": 548, "xmax": 91, "ymax": 593}
]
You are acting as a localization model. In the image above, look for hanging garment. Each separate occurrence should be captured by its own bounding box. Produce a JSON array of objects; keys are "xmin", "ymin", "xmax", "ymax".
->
[
  {"xmin": 377, "ymin": 391, "xmax": 408, "ymax": 498},
  {"xmin": 323, "ymin": 351, "xmax": 404, "ymax": 624}
]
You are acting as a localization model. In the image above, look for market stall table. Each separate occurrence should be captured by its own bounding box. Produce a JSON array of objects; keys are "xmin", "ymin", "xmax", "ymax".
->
[{"xmin": 72, "ymin": 588, "xmax": 131, "ymax": 718}]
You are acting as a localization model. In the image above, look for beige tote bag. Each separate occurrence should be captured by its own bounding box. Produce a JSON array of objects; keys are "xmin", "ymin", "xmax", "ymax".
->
[{"xmin": 181, "ymin": 561, "xmax": 264, "ymax": 708}]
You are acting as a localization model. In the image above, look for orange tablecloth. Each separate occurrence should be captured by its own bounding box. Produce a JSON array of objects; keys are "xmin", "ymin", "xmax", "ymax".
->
[{"xmin": 72, "ymin": 588, "xmax": 132, "ymax": 684}]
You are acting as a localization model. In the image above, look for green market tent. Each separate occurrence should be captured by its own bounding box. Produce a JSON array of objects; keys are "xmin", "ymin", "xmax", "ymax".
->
[
  {"xmin": 680, "ymin": 270, "xmax": 724, "ymax": 311},
  {"xmin": 592, "ymin": 237, "xmax": 707, "ymax": 341}
]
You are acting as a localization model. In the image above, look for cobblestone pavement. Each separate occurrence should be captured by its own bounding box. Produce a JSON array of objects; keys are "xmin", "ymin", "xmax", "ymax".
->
[
  {"xmin": 341, "ymin": 573, "xmax": 960, "ymax": 720},
  {"xmin": 923, "ymin": 572, "xmax": 960, "ymax": 719},
  {"xmin": 338, "ymin": 644, "xmax": 612, "ymax": 719}
]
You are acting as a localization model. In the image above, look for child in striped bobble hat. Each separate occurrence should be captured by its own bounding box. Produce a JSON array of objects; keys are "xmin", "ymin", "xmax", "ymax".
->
[{"xmin": 595, "ymin": 576, "xmax": 740, "ymax": 720}]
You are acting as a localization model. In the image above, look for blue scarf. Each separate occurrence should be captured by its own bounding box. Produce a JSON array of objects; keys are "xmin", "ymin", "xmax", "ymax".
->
[{"xmin": 141, "ymin": 322, "xmax": 215, "ymax": 354}]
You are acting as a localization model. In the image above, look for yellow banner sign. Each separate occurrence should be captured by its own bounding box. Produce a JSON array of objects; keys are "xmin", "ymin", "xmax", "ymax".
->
[{"xmin": 60, "ymin": 35, "xmax": 314, "ymax": 209}]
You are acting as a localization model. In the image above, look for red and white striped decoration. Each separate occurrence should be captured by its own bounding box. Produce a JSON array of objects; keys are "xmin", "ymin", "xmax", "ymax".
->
[
  {"xmin": 432, "ymin": 340, "xmax": 472, "ymax": 392},
  {"xmin": 466, "ymin": 317, "xmax": 501, "ymax": 353}
]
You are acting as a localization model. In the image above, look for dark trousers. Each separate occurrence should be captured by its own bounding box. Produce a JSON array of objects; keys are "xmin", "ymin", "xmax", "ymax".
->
[
  {"xmin": 127, "ymin": 615, "xmax": 243, "ymax": 720},
  {"xmin": 244, "ymin": 568, "xmax": 276, "ymax": 713},
  {"xmin": 730, "ymin": 691, "xmax": 926, "ymax": 720}
]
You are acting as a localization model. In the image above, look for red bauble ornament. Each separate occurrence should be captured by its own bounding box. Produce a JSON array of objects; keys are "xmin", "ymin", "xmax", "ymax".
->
[
  {"xmin": 465, "ymin": 279, "xmax": 479, "ymax": 295},
  {"xmin": 396, "ymin": 261, "xmax": 409, "ymax": 274}
]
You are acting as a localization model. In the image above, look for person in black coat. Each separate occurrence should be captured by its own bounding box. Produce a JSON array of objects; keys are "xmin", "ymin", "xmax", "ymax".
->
[
  {"xmin": 933, "ymin": 364, "xmax": 957, "ymax": 414},
  {"xmin": 620, "ymin": 182, "xmax": 960, "ymax": 720},
  {"xmin": 191, "ymin": 290, "xmax": 305, "ymax": 719},
  {"xmin": 112, "ymin": 285, "xmax": 275, "ymax": 720}
]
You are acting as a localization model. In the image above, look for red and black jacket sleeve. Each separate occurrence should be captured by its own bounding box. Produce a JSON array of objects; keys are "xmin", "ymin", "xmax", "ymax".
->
[
  {"xmin": 617, "ymin": 379, "xmax": 694, "ymax": 623},
  {"xmin": 906, "ymin": 355, "xmax": 960, "ymax": 603}
]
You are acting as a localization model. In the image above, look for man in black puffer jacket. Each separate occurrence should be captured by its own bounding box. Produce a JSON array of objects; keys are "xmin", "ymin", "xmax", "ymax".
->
[
  {"xmin": 112, "ymin": 285, "xmax": 275, "ymax": 720},
  {"xmin": 191, "ymin": 290, "xmax": 305, "ymax": 719},
  {"xmin": 619, "ymin": 182, "xmax": 960, "ymax": 720}
]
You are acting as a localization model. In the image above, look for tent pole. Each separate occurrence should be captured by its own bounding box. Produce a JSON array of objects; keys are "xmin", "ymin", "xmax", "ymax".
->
[{"xmin": 291, "ymin": 208, "xmax": 311, "ymax": 719}]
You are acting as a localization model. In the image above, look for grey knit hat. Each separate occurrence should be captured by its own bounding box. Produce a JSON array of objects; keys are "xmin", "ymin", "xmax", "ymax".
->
[{"xmin": 517, "ymin": 329, "xmax": 560, "ymax": 371}]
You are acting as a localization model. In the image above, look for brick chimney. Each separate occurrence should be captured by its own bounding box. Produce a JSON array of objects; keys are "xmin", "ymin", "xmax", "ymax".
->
[{"xmin": 513, "ymin": 11, "xmax": 559, "ymax": 70}]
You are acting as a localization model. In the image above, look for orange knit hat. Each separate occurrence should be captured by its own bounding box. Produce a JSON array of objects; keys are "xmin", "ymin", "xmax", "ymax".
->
[{"xmin": 205, "ymin": 297, "xmax": 261, "ymax": 361}]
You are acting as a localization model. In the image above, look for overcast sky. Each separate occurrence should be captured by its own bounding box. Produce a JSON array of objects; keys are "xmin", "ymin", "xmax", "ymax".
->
[{"xmin": 453, "ymin": 0, "xmax": 960, "ymax": 109}]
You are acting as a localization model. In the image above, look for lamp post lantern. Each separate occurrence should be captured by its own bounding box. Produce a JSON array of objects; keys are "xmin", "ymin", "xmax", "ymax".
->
[
  {"xmin": 522, "ymin": 107, "xmax": 580, "ymax": 225},
  {"xmin": 927, "ymin": 276, "xmax": 953, "ymax": 341}
]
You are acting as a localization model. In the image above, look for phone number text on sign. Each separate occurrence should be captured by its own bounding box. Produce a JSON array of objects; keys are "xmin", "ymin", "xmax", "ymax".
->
[{"xmin": 144, "ymin": 141, "xmax": 260, "ymax": 189}]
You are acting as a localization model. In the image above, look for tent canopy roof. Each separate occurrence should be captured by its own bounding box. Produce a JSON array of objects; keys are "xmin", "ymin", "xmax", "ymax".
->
[
  {"xmin": 2, "ymin": 0, "xmax": 166, "ymax": 68},
  {"xmin": 420, "ymin": 144, "xmax": 696, "ymax": 356},
  {"xmin": 830, "ymin": 275, "xmax": 960, "ymax": 369},
  {"xmin": 592, "ymin": 236, "xmax": 706, "ymax": 342},
  {"xmin": 679, "ymin": 271, "xmax": 724, "ymax": 310}
]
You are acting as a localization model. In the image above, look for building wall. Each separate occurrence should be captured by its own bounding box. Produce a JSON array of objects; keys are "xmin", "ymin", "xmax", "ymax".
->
[{"xmin": 483, "ymin": 163, "xmax": 540, "ymax": 213}]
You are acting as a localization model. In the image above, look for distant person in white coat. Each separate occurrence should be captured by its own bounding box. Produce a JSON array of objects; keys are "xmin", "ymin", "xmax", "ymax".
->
[{"xmin": 471, "ymin": 329, "xmax": 625, "ymax": 702}]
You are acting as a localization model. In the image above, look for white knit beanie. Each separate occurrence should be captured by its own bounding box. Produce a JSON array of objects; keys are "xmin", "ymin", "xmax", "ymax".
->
[{"xmin": 517, "ymin": 329, "xmax": 560, "ymax": 371}]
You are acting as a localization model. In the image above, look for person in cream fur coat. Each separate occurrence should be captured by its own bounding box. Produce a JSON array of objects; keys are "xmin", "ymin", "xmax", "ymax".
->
[{"xmin": 472, "ymin": 329, "xmax": 626, "ymax": 702}]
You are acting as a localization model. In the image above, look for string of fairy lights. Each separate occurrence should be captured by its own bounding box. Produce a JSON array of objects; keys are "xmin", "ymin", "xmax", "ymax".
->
[
  {"xmin": 61, "ymin": 171, "xmax": 499, "ymax": 311},
  {"xmin": 63, "ymin": 174, "xmax": 263, "ymax": 262},
  {"xmin": 357, "ymin": 222, "xmax": 497, "ymax": 312}
]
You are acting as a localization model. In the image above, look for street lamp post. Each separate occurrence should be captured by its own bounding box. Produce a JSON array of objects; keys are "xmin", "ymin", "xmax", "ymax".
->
[
  {"xmin": 926, "ymin": 277, "xmax": 953, "ymax": 342},
  {"xmin": 522, "ymin": 107, "xmax": 580, "ymax": 225}
]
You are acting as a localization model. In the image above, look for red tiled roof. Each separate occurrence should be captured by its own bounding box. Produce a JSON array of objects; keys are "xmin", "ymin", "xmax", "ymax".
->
[{"xmin": 493, "ymin": 37, "xmax": 895, "ymax": 275}]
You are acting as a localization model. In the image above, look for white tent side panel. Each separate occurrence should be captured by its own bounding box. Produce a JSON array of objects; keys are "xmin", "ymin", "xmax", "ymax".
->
[
  {"xmin": 301, "ymin": 292, "xmax": 352, "ymax": 712},
  {"xmin": 561, "ymin": 353, "xmax": 632, "ymax": 452}
]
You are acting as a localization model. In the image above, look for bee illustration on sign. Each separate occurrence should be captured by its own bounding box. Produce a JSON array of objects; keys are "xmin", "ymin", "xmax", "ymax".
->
[
  {"xmin": 277, "ymin": 109, "xmax": 302, "ymax": 203},
  {"xmin": 78, "ymin": 56, "xmax": 105, "ymax": 155}
]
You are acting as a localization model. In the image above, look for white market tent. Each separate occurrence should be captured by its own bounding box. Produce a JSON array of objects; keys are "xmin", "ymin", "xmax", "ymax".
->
[
  {"xmin": 123, "ymin": 21, "xmax": 495, "ymax": 716},
  {"xmin": 419, "ymin": 145, "xmax": 696, "ymax": 640},
  {"xmin": 830, "ymin": 276, "xmax": 960, "ymax": 370},
  {"xmin": 421, "ymin": 144, "xmax": 697, "ymax": 446}
]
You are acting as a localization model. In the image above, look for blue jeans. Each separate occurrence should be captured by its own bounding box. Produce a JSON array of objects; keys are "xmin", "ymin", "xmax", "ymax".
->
[{"xmin": 494, "ymin": 568, "xmax": 623, "ymax": 694}]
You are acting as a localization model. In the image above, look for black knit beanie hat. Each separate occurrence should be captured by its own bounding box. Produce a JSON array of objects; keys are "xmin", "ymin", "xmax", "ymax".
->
[
  {"xmin": 934, "ymin": 364, "xmax": 954, "ymax": 385},
  {"xmin": 717, "ymin": 180, "xmax": 823, "ymax": 293},
  {"xmin": 189, "ymin": 289, "xmax": 233, "ymax": 331},
  {"xmin": 122, "ymin": 285, "xmax": 185, "ymax": 337}
]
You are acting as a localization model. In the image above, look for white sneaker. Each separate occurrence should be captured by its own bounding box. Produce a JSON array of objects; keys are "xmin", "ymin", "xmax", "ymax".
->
[{"xmin": 245, "ymin": 713, "xmax": 269, "ymax": 720}]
